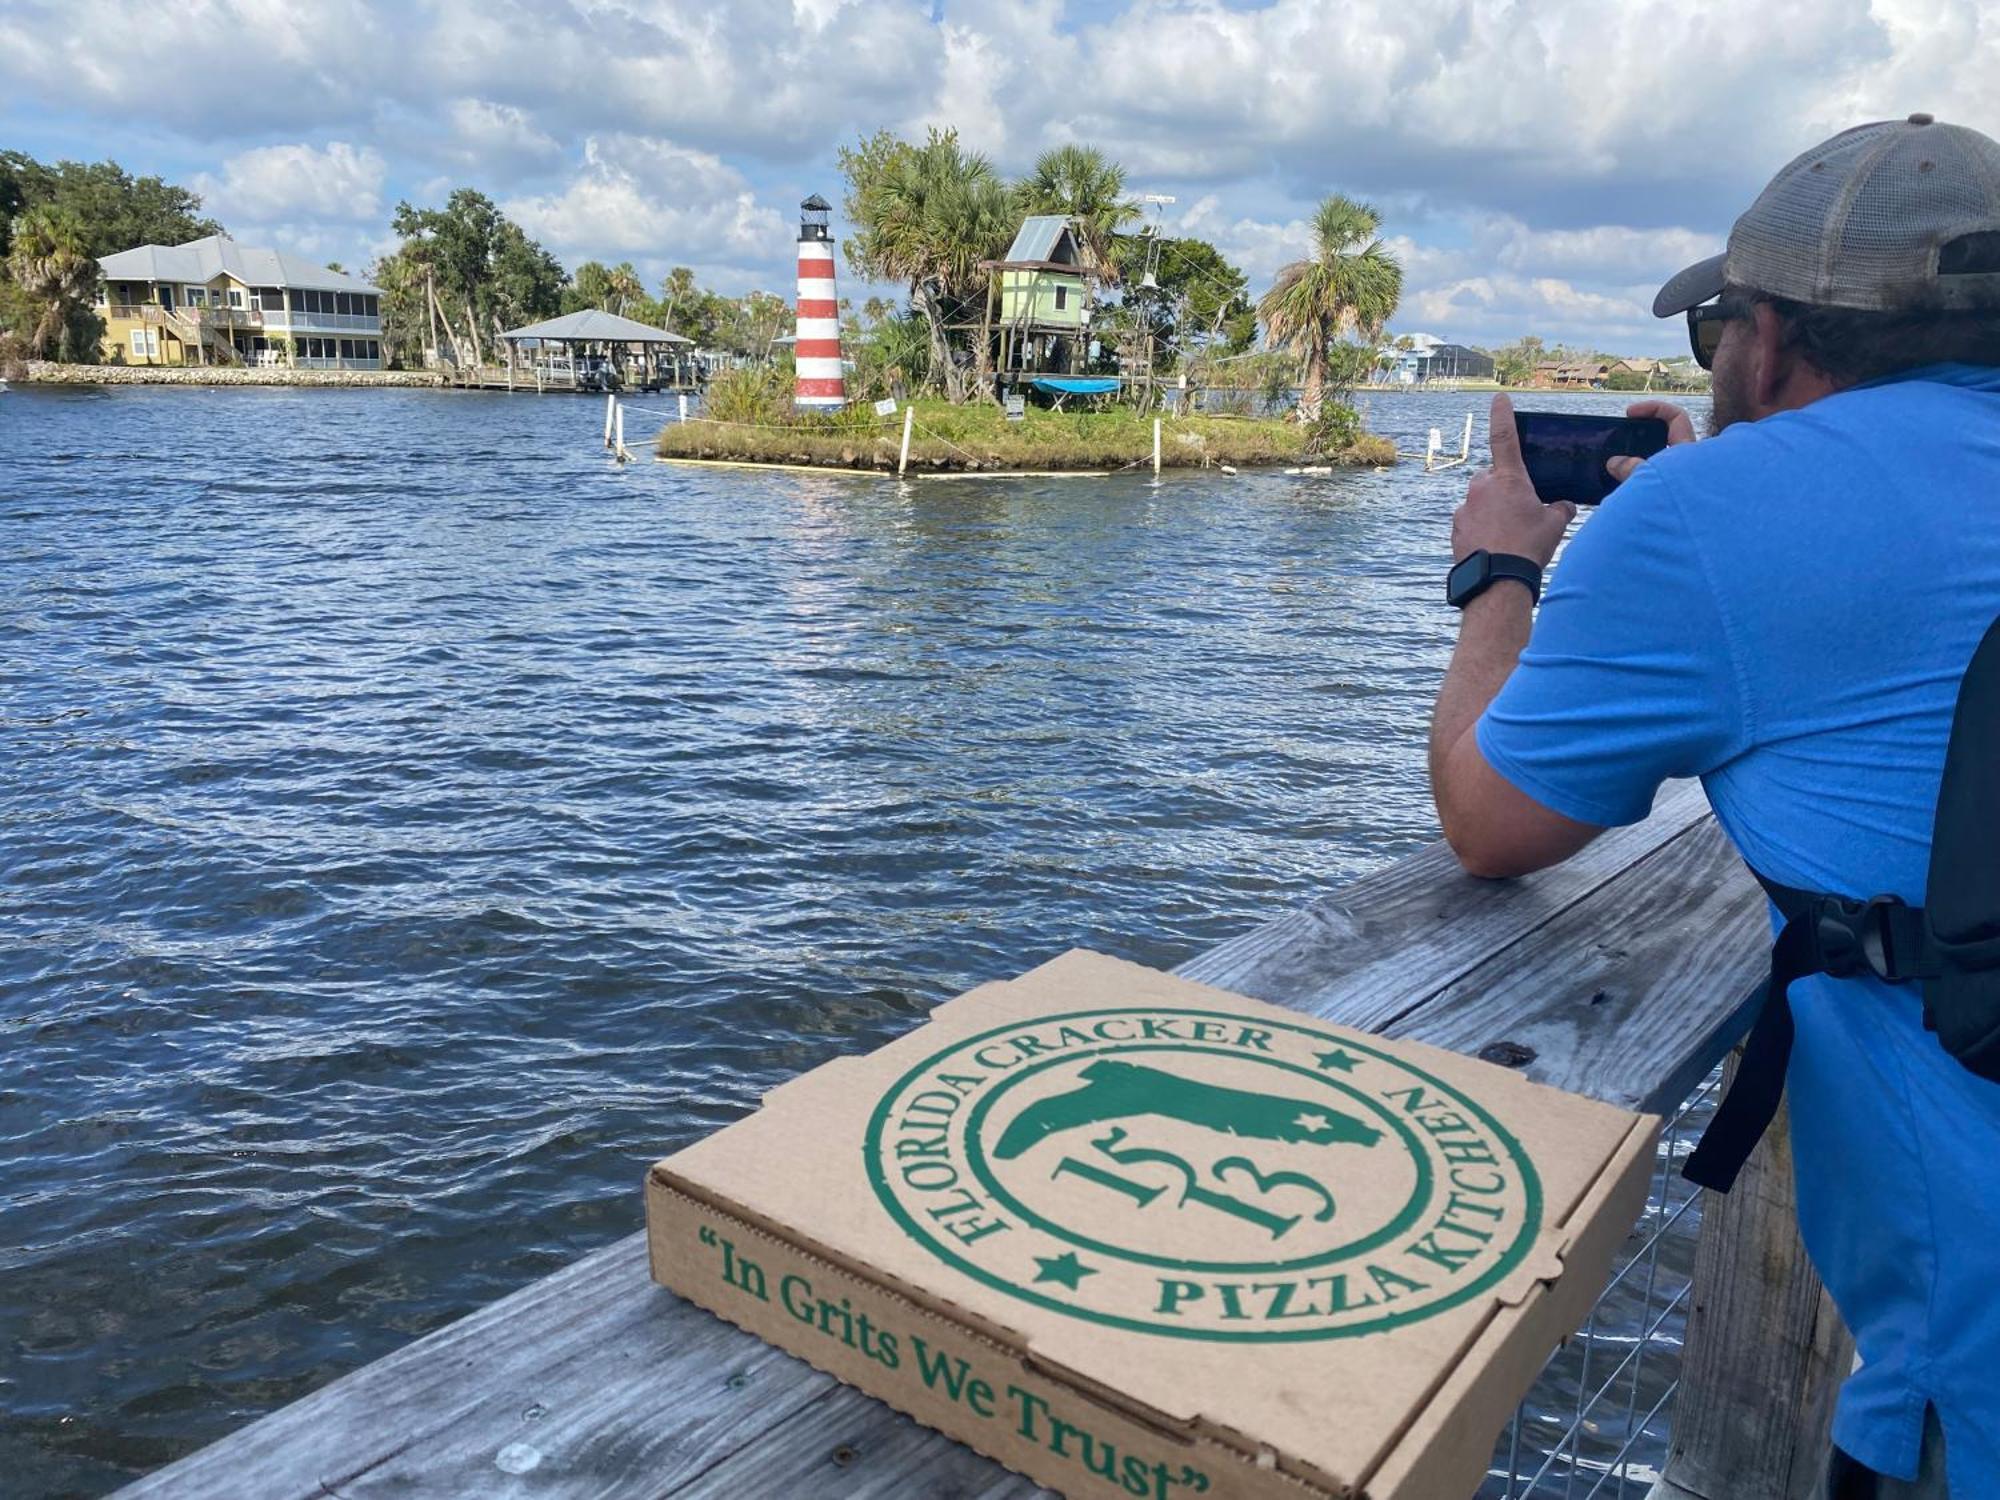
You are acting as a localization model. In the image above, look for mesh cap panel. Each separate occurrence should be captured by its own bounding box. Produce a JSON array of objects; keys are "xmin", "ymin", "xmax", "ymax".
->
[{"xmin": 1724, "ymin": 117, "xmax": 2000, "ymax": 311}]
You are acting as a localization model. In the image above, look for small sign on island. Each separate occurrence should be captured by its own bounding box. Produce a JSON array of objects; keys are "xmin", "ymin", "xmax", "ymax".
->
[{"xmin": 647, "ymin": 949, "xmax": 1658, "ymax": 1499}]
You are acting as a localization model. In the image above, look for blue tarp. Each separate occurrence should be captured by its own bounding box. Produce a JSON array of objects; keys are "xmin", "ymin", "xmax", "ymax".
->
[{"xmin": 1030, "ymin": 377, "xmax": 1120, "ymax": 395}]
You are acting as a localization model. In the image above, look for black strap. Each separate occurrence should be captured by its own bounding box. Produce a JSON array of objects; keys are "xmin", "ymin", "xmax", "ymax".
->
[
  {"xmin": 1687, "ymin": 614, "xmax": 2000, "ymax": 1192},
  {"xmin": 1683, "ymin": 875, "xmax": 1940, "ymax": 1193}
]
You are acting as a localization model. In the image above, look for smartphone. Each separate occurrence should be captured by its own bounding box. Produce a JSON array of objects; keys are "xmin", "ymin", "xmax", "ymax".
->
[{"xmin": 1512, "ymin": 412, "xmax": 1670, "ymax": 505}]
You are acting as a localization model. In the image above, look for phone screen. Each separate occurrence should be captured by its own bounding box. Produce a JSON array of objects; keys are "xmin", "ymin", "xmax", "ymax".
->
[{"xmin": 1512, "ymin": 412, "xmax": 1670, "ymax": 505}]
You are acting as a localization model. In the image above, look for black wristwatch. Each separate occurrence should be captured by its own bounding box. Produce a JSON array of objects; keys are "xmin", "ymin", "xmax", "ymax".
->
[{"xmin": 1447, "ymin": 550, "xmax": 1542, "ymax": 609}]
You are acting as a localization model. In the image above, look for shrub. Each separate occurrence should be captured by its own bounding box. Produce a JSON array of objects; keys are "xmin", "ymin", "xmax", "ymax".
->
[
  {"xmin": 701, "ymin": 364, "xmax": 791, "ymax": 426},
  {"xmin": 1303, "ymin": 401, "xmax": 1362, "ymax": 455}
]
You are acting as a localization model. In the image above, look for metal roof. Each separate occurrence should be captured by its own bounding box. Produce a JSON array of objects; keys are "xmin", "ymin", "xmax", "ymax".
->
[
  {"xmin": 499, "ymin": 309, "xmax": 693, "ymax": 344},
  {"xmin": 1003, "ymin": 215, "xmax": 1080, "ymax": 265},
  {"xmin": 97, "ymin": 234, "xmax": 380, "ymax": 293}
]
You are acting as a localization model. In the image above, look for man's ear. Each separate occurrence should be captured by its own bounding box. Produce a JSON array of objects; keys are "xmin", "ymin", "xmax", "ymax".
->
[{"xmin": 1748, "ymin": 301, "xmax": 1789, "ymax": 412}]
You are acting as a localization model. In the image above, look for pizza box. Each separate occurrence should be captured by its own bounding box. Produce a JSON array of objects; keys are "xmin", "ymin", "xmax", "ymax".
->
[{"xmin": 646, "ymin": 950, "xmax": 1658, "ymax": 1499}]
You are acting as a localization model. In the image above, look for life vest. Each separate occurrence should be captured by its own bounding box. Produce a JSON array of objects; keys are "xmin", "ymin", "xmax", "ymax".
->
[{"xmin": 1685, "ymin": 614, "xmax": 2000, "ymax": 1192}]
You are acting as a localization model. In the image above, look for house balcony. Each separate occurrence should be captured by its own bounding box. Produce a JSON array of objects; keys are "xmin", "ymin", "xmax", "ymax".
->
[
  {"xmin": 108, "ymin": 303, "xmax": 266, "ymax": 331},
  {"xmin": 259, "ymin": 310, "xmax": 382, "ymax": 334}
]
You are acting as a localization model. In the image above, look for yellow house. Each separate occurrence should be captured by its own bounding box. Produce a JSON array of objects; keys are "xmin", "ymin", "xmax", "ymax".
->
[{"xmin": 96, "ymin": 234, "xmax": 384, "ymax": 370}]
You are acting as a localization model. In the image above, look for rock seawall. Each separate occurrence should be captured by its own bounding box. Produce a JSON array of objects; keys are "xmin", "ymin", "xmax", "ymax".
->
[{"xmin": 21, "ymin": 362, "xmax": 445, "ymax": 389}]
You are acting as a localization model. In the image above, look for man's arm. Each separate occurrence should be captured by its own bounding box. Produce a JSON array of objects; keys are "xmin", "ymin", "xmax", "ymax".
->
[
  {"xmin": 1429, "ymin": 396, "xmax": 1706, "ymax": 878},
  {"xmin": 1429, "ymin": 395, "xmax": 1600, "ymax": 878},
  {"xmin": 1430, "ymin": 586, "xmax": 1601, "ymax": 878}
]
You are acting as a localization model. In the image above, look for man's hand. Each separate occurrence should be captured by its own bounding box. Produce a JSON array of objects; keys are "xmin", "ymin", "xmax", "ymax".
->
[
  {"xmin": 1452, "ymin": 394, "xmax": 1576, "ymax": 567},
  {"xmin": 1605, "ymin": 399, "xmax": 1697, "ymax": 483}
]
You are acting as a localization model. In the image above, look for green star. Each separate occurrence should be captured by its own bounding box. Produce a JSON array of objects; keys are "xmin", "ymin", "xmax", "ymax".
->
[
  {"xmin": 1032, "ymin": 1251, "xmax": 1098, "ymax": 1292},
  {"xmin": 1315, "ymin": 1047, "xmax": 1362, "ymax": 1073}
]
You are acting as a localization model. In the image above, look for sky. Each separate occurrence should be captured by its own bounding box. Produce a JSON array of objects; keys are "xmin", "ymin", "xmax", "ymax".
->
[{"xmin": 1, "ymin": 0, "xmax": 1993, "ymax": 355}]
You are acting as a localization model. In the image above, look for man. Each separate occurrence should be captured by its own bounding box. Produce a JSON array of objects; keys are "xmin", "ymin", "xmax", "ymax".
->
[{"xmin": 1428, "ymin": 115, "xmax": 2000, "ymax": 1499}]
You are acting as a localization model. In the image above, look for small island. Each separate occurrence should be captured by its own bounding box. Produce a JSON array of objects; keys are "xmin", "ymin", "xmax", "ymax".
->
[
  {"xmin": 661, "ymin": 137, "xmax": 1403, "ymax": 475},
  {"xmin": 654, "ymin": 387, "xmax": 1396, "ymax": 474}
]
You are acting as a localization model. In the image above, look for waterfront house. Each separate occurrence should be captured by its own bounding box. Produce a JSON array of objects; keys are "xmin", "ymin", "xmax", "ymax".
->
[
  {"xmin": 96, "ymin": 234, "xmax": 384, "ymax": 370},
  {"xmin": 1550, "ymin": 359, "xmax": 1614, "ymax": 388},
  {"xmin": 986, "ymin": 215, "xmax": 1099, "ymax": 381},
  {"xmin": 1382, "ymin": 333, "xmax": 1494, "ymax": 383}
]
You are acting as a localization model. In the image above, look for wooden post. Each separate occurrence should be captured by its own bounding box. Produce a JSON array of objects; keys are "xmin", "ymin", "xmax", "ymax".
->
[
  {"xmin": 678, "ymin": 392, "xmax": 688, "ymax": 424},
  {"xmin": 614, "ymin": 400, "xmax": 627, "ymax": 462},
  {"xmin": 1646, "ymin": 1063, "xmax": 1852, "ymax": 1500},
  {"xmin": 898, "ymin": 404, "xmax": 914, "ymax": 477},
  {"xmin": 1152, "ymin": 417, "xmax": 1162, "ymax": 478},
  {"xmin": 1426, "ymin": 427, "xmax": 1442, "ymax": 472},
  {"xmin": 605, "ymin": 392, "xmax": 615, "ymax": 449},
  {"xmin": 1460, "ymin": 410, "xmax": 1474, "ymax": 461}
]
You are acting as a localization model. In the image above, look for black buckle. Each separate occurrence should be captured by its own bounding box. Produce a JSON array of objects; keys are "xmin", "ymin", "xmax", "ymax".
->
[{"xmin": 1812, "ymin": 894, "xmax": 1913, "ymax": 981}]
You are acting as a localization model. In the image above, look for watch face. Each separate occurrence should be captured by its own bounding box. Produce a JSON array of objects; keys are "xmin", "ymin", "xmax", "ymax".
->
[{"xmin": 1446, "ymin": 552, "xmax": 1488, "ymax": 606}]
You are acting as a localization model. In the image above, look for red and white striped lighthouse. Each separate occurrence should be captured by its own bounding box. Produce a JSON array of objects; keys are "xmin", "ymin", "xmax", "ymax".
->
[{"xmin": 794, "ymin": 193, "xmax": 845, "ymax": 408}]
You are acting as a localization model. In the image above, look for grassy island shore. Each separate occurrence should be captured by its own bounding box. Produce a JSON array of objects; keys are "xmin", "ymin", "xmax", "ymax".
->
[{"xmin": 654, "ymin": 397, "xmax": 1396, "ymax": 474}]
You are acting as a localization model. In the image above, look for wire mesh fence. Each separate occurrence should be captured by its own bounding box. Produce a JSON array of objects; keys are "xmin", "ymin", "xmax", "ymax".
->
[{"xmin": 1479, "ymin": 1067, "xmax": 1723, "ymax": 1498}]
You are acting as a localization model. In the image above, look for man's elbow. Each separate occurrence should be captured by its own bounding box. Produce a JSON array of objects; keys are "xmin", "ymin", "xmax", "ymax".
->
[{"xmin": 1444, "ymin": 823, "xmax": 1537, "ymax": 881}]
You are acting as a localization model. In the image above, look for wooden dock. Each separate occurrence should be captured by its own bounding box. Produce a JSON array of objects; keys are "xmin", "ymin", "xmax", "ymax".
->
[{"xmin": 112, "ymin": 781, "xmax": 1848, "ymax": 1500}]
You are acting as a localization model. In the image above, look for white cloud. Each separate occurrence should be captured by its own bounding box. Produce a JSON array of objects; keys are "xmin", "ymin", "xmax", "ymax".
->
[
  {"xmin": 445, "ymin": 99, "xmax": 562, "ymax": 172},
  {"xmin": 193, "ymin": 142, "xmax": 387, "ymax": 225},
  {"xmin": 2, "ymin": 0, "xmax": 1995, "ymax": 345},
  {"xmin": 502, "ymin": 135, "xmax": 789, "ymax": 287}
]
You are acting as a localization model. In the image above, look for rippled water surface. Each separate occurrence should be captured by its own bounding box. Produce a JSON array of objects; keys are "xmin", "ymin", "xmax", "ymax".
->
[{"xmin": 1, "ymin": 383, "xmax": 1705, "ymax": 1497}]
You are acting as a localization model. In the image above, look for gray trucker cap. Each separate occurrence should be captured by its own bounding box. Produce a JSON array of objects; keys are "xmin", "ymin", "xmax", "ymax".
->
[{"xmin": 1654, "ymin": 113, "xmax": 2000, "ymax": 317}]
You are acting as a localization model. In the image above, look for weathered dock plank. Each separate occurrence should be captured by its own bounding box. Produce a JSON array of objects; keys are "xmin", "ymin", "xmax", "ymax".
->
[
  {"xmin": 113, "ymin": 1236, "xmax": 838, "ymax": 1500},
  {"xmin": 115, "ymin": 782, "xmax": 1763, "ymax": 1500},
  {"xmin": 1384, "ymin": 812, "xmax": 1766, "ymax": 1113},
  {"xmin": 1177, "ymin": 777, "xmax": 1713, "ymax": 1027}
]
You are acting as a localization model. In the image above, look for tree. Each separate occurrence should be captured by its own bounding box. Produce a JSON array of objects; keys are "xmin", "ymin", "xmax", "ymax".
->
[
  {"xmin": 840, "ymin": 128, "xmax": 1014, "ymax": 401},
  {"xmin": 604, "ymin": 262, "xmax": 644, "ymax": 317},
  {"xmin": 382, "ymin": 189, "xmax": 565, "ymax": 367},
  {"xmin": 366, "ymin": 245, "xmax": 431, "ymax": 369},
  {"xmin": 659, "ymin": 266, "xmax": 698, "ymax": 332},
  {"xmin": 5, "ymin": 206, "xmax": 103, "ymax": 361},
  {"xmin": 0, "ymin": 153, "xmax": 220, "ymax": 263},
  {"xmin": 1256, "ymin": 195, "xmax": 1403, "ymax": 420},
  {"xmin": 565, "ymin": 260, "xmax": 617, "ymax": 315},
  {"xmin": 1491, "ymin": 334, "xmax": 1547, "ymax": 386},
  {"xmin": 1018, "ymin": 144, "xmax": 1137, "ymax": 274},
  {"xmin": 1111, "ymin": 234, "xmax": 1253, "ymax": 367}
]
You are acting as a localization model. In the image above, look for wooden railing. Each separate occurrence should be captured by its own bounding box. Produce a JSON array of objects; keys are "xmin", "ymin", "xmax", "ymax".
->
[{"xmin": 112, "ymin": 782, "xmax": 1845, "ymax": 1499}]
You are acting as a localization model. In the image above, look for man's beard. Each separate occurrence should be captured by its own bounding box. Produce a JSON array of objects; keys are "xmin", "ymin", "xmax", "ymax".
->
[{"xmin": 1708, "ymin": 358, "xmax": 1751, "ymax": 435}]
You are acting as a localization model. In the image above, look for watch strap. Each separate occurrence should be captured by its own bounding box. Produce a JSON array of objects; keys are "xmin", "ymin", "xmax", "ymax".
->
[
  {"xmin": 1484, "ymin": 553, "xmax": 1543, "ymax": 604},
  {"xmin": 1448, "ymin": 550, "xmax": 1543, "ymax": 609}
]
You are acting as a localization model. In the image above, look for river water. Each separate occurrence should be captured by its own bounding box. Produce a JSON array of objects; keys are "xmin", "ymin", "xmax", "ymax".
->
[{"xmin": 1, "ymin": 383, "xmax": 1707, "ymax": 1497}]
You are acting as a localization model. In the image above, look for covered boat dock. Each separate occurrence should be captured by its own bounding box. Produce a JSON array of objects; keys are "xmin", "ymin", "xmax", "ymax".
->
[{"xmin": 493, "ymin": 309, "xmax": 697, "ymax": 393}]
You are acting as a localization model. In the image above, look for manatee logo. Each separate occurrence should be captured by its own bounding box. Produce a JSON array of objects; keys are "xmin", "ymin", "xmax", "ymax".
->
[{"xmin": 864, "ymin": 1008, "xmax": 1542, "ymax": 1341}]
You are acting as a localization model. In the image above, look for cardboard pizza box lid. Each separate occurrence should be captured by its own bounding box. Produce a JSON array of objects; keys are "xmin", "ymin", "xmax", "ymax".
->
[{"xmin": 648, "ymin": 950, "xmax": 1657, "ymax": 1499}]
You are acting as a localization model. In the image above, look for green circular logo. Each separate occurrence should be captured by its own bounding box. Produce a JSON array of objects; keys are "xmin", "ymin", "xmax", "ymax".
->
[{"xmin": 864, "ymin": 1007, "xmax": 1542, "ymax": 1341}]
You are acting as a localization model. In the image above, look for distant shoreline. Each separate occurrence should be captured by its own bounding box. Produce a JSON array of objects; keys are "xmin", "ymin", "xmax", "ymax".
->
[{"xmin": 19, "ymin": 361, "xmax": 445, "ymax": 389}]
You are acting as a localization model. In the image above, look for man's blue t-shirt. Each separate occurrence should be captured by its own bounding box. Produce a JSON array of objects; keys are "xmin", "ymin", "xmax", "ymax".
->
[{"xmin": 1476, "ymin": 365, "xmax": 2000, "ymax": 1492}]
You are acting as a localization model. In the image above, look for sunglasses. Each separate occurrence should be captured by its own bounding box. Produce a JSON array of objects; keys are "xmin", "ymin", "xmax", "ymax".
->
[{"xmin": 1685, "ymin": 298, "xmax": 1753, "ymax": 370}]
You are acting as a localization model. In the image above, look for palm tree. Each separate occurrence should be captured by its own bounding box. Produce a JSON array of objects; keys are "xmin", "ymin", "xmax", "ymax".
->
[
  {"xmin": 605, "ymin": 262, "xmax": 644, "ymax": 318},
  {"xmin": 659, "ymin": 266, "xmax": 697, "ymax": 331},
  {"xmin": 851, "ymin": 131, "xmax": 1014, "ymax": 402},
  {"xmin": 1257, "ymin": 196, "xmax": 1403, "ymax": 420},
  {"xmin": 1019, "ymin": 144, "xmax": 1138, "ymax": 275},
  {"xmin": 6, "ymin": 206, "xmax": 101, "ymax": 362}
]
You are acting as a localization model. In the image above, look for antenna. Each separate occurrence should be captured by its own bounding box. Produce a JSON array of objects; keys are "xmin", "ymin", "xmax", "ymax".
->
[{"xmin": 1135, "ymin": 195, "xmax": 1174, "ymax": 292}]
